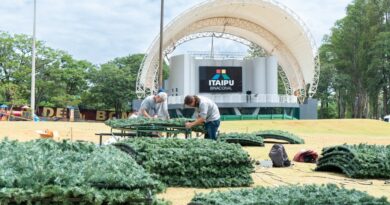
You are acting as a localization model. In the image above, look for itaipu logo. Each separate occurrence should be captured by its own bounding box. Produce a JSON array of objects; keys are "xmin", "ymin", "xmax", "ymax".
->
[{"xmin": 209, "ymin": 69, "xmax": 235, "ymax": 88}]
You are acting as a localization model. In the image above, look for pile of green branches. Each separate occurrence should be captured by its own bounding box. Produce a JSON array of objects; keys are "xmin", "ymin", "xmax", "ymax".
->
[
  {"xmin": 218, "ymin": 132, "xmax": 264, "ymax": 146},
  {"xmin": 189, "ymin": 184, "xmax": 389, "ymax": 205},
  {"xmin": 114, "ymin": 138, "xmax": 254, "ymax": 188},
  {"xmin": 315, "ymin": 144, "xmax": 390, "ymax": 178},
  {"xmin": 217, "ymin": 130, "xmax": 303, "ymax": 146},
  {"xmin": 255, "ymin": 130, "xmax": 305, "ymax": 144},
  {"xmin": 0, "ymin": 139, "xmax": 167, "ymax": 205},
  {"xmin": 105, "ymin": 118, "xmax": 205, "ymax": 133}
]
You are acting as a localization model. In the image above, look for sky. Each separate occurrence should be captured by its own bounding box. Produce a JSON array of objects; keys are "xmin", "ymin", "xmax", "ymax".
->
[{"xmin": 0, "ymin": 0, "xmax": 352, "ymax": 64}]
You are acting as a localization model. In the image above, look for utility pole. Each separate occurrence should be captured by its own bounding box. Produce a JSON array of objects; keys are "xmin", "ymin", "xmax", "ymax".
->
[
  {"xmin": 158, "ymin": 0, "xmax": 164, "ymax": 89},
  {"xmin": 31, "ymin": 0, "xmax": 37, "ymax": 119},
  {"xmin": 210, "ymin": 34, "xmax": 214, "ymax": 59}
]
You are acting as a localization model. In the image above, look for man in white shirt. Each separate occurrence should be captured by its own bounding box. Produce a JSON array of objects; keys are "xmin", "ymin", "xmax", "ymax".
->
[
  {"xmin": 139, "ymin": 92, "xmax": 169, "ymax": 119},
  {"xmin": 156, "ymin": 89, "xmax": 170, "ymax": 120},
  {"xmin": 184, "ymin": 95, "xmax": 220, "ymax": 140}
]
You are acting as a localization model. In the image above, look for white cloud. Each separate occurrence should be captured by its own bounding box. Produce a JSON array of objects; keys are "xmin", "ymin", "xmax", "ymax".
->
[
  {"xmin": 279, "ymin": 0, "xmax": 350, "ymax": 44},
  {"xmin": 0, "ymin": 0, "xmax": 351, "ymax": 64}
]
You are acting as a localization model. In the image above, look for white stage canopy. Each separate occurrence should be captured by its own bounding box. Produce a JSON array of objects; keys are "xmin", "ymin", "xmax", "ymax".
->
[{"xmin": 136, "ymin": 0, "xmax": 320, "ymax": 99}]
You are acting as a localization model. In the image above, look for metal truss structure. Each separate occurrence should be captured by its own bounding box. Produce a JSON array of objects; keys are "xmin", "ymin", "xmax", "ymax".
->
[
  {"xmin": 136, "ymin": 0, "xmax": 320, "ymax": 100},
  {"xmin": 278, "ymin": 66, "xmax": 292, "ymax": 95},
  {"xmin": 164, "ymin": 32, "xmax": 252, "ymax": 55},
  {"xmin": 309, "ymin": 55, "xmax": 321, "ymax": 97}
]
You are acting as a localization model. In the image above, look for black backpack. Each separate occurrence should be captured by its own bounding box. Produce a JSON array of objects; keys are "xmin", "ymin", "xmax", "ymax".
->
[{"xmin": 268, "ymin": 144, "xmax": 291, "ymax": 167}]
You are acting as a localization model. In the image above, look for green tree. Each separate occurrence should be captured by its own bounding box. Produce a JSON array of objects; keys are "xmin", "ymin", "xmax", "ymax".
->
[
  {"xmin": 0, "ymin": 83, "xmax": 28, "ymax": 106},
  {"xmin": 0, "ymin": 31, "xmax": 94, "ymax": 111},
  {"xmin": 316, "ymin": 36, "xmax": 337, "ymax": 119},
  {"xmin": 368, "ymin": 32, "xmax": 390, "ymax": 117},
  {"xmin": 83, "ymin": 53, "xmax": 170, "ymax": 116},
  {"xmin": 366, "ymin": 0, "xmax": 390, "ymax": 117},
  {"xmin": 331, "ymin": 0, "xmax": 372, "ymax": 118},
  {"xmin": 323, "ymin": 0, "xmax": 390, "ymax": 118},
  {"xmin": 33, "ymin": 46, "xmax": 94, "ymax": 109},
  {"xmin": 0, "ymin": 32, "xmax": 32, "ymax": 105},
  {"xmin": 87, "ymin": 63, "xmax": 132, "ymax": 117},
  {"xmin": 83, "ymin": 54, "xmax": 147, "ymax": 117}
]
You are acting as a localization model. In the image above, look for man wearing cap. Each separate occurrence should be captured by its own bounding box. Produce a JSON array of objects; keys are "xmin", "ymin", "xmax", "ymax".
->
[
  {"xmin": 156, "ymin": 89, "xmax": 170, "ymax": 120},
  {"xmin": 139, "ymin": 92, "xmax": 169, "ymax": 119},
  {"xmin": 184, "ymin": 95, "xmax": 220, "ymax": 140}
]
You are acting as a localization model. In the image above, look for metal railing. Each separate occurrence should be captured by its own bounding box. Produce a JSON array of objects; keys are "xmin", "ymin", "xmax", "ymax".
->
[{"xmin": 168, "ymin": 94, "xmax": 298, "ymax": 105}]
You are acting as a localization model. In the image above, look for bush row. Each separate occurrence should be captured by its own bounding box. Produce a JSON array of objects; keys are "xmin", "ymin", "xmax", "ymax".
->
[
  {"xmin": 115, "ymin": 138, "xmax": 254, "ymax": 188},
  {"xmin": 0, "ymin": 139, "xmax": 165, "ymax": 204},
  {"xmin": 315, "ymin": 144, "xmax": 390, "ymax": 178},
  {"xmin": 255, "ymin": 130, "xmax": 305, "ymax": 144},
  {"xmin": 218, "ymin": 132, "xmax": 264, "ymax": 146},
  {"xmin": 105, "ymin": 118, "xmax": 205, "ymax": 133},
  {"xmin": 189, "ymin": 184, "xmax": 389, "ymax": 205}
]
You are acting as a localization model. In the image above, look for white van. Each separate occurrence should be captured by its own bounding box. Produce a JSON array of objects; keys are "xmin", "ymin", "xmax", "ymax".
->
[{"xmin": 384, "ymin": 115, "xmax": 390, "ymax": 123}]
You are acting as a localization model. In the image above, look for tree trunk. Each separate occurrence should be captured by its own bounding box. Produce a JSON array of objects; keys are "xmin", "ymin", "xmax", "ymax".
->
[
  {"xmin": 370, "ymin": 95, "xmax": 378, "ymax": 119},
  {"xmin": 320, "ymin": 100, "xmax": 325, "ymax": 118},
  {"xmin": 338, "ymin": 91, "xmax": 346, "ymax": 118},
  {"xmin": 115, "ymin": 101, "xmax": 122, "ymax": 119},
  {"xmin": 362, "ymin": 93, "xmax": 369, "ymax": 118},
  {"xmin": 384, "ymin": 86, "xmax": 389, "ymax": 115},
  {"xmin": 352, "ymin": 95, "xmax": 358, "ymax": 118}
]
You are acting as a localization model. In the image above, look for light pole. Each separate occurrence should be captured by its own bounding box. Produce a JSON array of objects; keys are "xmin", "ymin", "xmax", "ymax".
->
[
  {"xmin": 31, "ymin": 0, "xmax": 37, "ymax": 119},
  {"xmin": 158, "ymin": 0, "xmax": 164, "ymax": 89}
]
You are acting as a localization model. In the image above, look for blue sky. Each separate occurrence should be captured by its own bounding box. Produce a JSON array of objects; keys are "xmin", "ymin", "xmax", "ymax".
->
[{"xmin": 0, "ymin": 0, "xmax": 352, "ymax": 64}]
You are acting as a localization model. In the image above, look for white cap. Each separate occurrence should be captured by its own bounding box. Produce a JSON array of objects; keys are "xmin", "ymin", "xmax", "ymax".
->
[{"xmin": 157, "ymin": 92, "xmax": 167, "ymax": 101}]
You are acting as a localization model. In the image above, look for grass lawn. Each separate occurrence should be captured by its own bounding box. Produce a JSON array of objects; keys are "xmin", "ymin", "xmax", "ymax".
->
[{"xmin": 1, "ymin": 119, "xmax": 389, "ymax": 204}]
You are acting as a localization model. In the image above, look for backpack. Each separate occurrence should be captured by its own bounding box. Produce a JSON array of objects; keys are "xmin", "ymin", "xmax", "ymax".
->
[
  {"xmin": 268, "ymin": 144, "xmax": 291, "ymax": 167},
  {"xmin": 293, "ymin": 150, "xmax": 318, "ymax": 163}
]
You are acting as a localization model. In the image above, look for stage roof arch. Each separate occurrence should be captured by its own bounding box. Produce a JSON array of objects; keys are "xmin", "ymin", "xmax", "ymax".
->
[{"xmin": 136, "ymin": 0, "xmax": 320, "ymax": 98}]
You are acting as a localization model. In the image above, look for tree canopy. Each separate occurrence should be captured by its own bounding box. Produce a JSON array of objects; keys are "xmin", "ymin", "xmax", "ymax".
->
[
  {"xmin": 0, "ymin": 32, "xmax": 153, "ymax": 115},
  {"xmin": 315, "ymin": 0, "xmax": 389, "ymax": 118}
]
